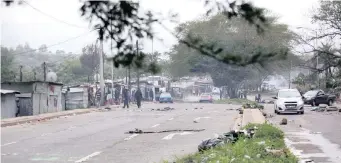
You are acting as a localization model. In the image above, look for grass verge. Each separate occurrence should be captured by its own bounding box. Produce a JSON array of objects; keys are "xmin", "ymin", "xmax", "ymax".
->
[{"xmin": 165, "ymin": 123, "xmax": 298, "ymax": 163}]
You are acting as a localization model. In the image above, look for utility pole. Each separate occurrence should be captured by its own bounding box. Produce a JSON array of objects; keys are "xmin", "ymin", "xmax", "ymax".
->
[
  {"xmin": 33, "ymin": 71, "xmax": 36, "ymax": 80},
  {"xmin": 125, "ymin": 69, "xmax": 128, "ymax": 85},
  {"xmin": 110, "ymin": 20, "xmax": 114, "ymax": 100},
  {"xmin": 289, "ymin": 60, "xmax": 292, "ymax": 89},
  {"xmin": 128, "ymin": 65, "xmax": 131, "ymax": 91},
  {"xmin": 317, "ymin": 56, "xmax": 320, "ymax": 89},
  {"xmin": 43, "ymin": 62, "xmax": 46, "ymax": 81},
  {"xmin": 136, "ymin": 40, "xmax": 140, "ymax": 90},
  {"xmin": 19, "ymin": 65, "xmax": 23, "ymax": 82},
  {"xmin": 151, "ymin": 38, "xmax": 155, "ymax": 101},
  {"xmin": 99, "ymin": 40, "xmax": 105, "ymax": 106}
]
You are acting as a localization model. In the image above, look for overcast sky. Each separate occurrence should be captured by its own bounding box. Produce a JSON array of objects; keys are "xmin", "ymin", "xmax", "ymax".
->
[{"xmin": 1, "ymin": 0, "xmax": 319, "ymax": 55}]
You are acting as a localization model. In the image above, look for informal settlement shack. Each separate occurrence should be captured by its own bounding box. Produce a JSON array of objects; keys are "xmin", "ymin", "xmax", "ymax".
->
[
  {"xmin": 1, "ymin": 81, "xmax": 63, "ymax": 117},
  {"xmin": 1, "ymin": 89, "xmax": 20, "ymax": 119}
]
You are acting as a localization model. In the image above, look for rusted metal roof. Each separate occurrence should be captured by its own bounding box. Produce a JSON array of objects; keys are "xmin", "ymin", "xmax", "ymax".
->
[{"xmin": 0, "ymin": 89, "xmax": 20, "ymax": 94}]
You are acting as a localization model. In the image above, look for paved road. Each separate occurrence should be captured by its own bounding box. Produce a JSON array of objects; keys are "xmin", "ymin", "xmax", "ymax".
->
[
  {"xmin": 1, "ymin": 103, "xmax": 239, "ymax": 163},
  {"xmin": 263, "ymin": 104, "xmax": 341, "ymax": 163}
]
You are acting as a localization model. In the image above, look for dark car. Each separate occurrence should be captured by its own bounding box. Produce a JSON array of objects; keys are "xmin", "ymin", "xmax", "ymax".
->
[
  {"xmin": 159, "ymin": 92, "xmax": 173, "ymax": 103},
  {"xmin": 303, "ymin": 90, "xmax": 336, "ymax": 106}
]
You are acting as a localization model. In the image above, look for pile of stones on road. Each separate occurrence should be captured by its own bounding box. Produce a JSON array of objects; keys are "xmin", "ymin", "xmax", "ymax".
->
[
  {"xmin": 242, "ymin": 103, "xmax": 264, "ymax": 110},
  {"xmin": 151, "ymin": 107, "xmax": 175, "ymax": 111},
  {"xmin": 260, "ymin": 99, "xmax": 275, "ymax": 104},
  {"xmin": 311, "ymin": 106, "xmax": 340, "ymax": 112},
  {"xmin": 197, "ymin": 127, "xmax": 257, "ymax": 152}
]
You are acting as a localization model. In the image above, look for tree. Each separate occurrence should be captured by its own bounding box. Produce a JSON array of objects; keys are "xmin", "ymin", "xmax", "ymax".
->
[
  {"xmin": 56, "ymin": 50, "xmax": 66, "ymax": 55},
  {"xmin": 169, "ymin": 14, "xmax": 297, "ymax": 97},
  {"xmin": 79, "ymin": 44, "xmax": 101, "ymax": 82},
  {"xmin": 1, "ymin": 47, "xmax": 16, "ymax": 81},
  {"xmin": 38, "ymin": 44, "xmax": 48, "ymax": 53},
  {"xmin": 56, "ymin": 58, "xmax": 88, "ymax": 85},
  {"xmin": 296, "ymin": 1, "xmax": 341, "ymax": 89},
  {"xmin": 3, "ymin": 0, "xmax": 272, "ymax": 71}
]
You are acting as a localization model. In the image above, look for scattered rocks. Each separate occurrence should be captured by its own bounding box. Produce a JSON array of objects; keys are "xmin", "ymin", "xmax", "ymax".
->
[
  {"xmin": 326, "ymin": 106, "xmax": 338, "ymax": 112},
  {"xmin": 151, "ymin": 107, "xmax": 175, "ymax": 111},
  {"xmin": 311, "ymin": 106, "xmax": 328, "ymax": 112},
  {"xmin": 280, "ymin": 118, "xmax": 287, "ymax": 125},
  {"xmin": 300, "ymin": 159, "xmax": 314, "ymax": 163},
  {"xmin": 237, "ymin": 108, "xmax": 243, "ymax": 114},
  {"xmin": 310, "ymin": 131, "xmax": 322, "ymax": 134},
  {"xmin": 261, "ymin": 111, "xmax": 267, "ymax": 117},
  {"xmin": 193, "ymin": 120, "xmax": 198, "ymax": 123}
]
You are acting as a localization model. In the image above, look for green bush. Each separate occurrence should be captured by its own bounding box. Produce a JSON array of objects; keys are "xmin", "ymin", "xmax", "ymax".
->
[{"xmin": 168, "ymin": 123, "xmax": 298, "ymax": 163}]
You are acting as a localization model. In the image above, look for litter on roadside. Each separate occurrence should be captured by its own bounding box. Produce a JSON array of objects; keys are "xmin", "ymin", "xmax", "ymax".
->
[
  {"xmin": 198, "ymin": 127, "xmax": 256, "ymax": 152},
  {"xmin": 280, "ymin": 118, "xmax": 287, "ymax": 125},
  {"xmin": 151, "ymin": 107, "xmax": 175, "ymax": 111}
]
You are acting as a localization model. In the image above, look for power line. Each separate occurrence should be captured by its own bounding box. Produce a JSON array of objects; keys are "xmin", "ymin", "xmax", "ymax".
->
[
  {"xmin": 12, "ymin": 29, "xmax": 97, "ymax": 55},
  {"xmin": 22, "ymin": 0, "xmax": 88, "ymax": 29}
]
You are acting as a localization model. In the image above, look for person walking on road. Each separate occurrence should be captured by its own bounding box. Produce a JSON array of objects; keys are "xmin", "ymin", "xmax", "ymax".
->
[
  {"xmin": 135, "ymin": 88, "xmax": 143, "ymax": 108},
  {"xmin": 123, "ymin": 88, "xmax": 129, "ymax": 108},
  {"xmin": 149, "ymin": 89, "xmax": 154, "ymax": 101}
]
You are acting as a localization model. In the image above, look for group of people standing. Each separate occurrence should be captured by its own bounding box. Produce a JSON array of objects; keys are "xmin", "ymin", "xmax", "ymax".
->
[{"xmin": 122, "ymin": 87, "xmax": 143, "ymax": 109}]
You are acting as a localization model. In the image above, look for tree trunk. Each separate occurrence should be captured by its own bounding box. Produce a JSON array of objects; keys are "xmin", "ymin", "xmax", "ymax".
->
[{"xmin": 229, "ymin": 87, "xmax": 238, "ymax": 98}]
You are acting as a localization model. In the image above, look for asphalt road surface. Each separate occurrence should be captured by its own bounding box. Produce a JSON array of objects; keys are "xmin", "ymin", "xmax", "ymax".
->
[
  {"xmin": 263, "ymin": 104, "xmax": 341, "ymax": 163},
  {"xmin": 1, "ymin": 103, "xmax": 239, "ymax": 163}
]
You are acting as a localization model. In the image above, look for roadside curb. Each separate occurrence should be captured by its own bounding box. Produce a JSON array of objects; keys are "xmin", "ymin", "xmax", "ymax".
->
[
  {"xmin": 241, "ymin": 109, "xmax": 266, "ymax": 127},
  {"xmin": 232, "ymin": 114, "xmax": 243, "ymax": 131},
  {"xmin": 1, "ymin": 105, "xmax": 120, "ymax": 127}
]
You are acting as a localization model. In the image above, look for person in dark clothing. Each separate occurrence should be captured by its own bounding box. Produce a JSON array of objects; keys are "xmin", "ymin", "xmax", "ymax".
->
[
  {"xmin": 149, "ymin": 90, "xmax": 154, "ymax": 101},
  {"xmin": 135, "ymin": 88, "xmax": 143, "ymax": 108},
  {"xmin": 123, "ymin": 88, "xmax": 129, "ymax": 108},
  {"xmin": 131, "ymin": 90, "xmax": 136, "ymax": 103},
  {"xmin": 114, "ymin": 88, "xmax": 120, "ymax": 105}
]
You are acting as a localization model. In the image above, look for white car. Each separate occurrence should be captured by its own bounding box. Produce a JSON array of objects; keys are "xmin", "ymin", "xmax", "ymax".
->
[{"xmin": 273, "ymin": 89, "xmax": 304, "ymax": 114}]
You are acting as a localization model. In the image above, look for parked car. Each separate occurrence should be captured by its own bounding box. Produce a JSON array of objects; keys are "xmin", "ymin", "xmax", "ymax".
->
[
  {"xmin": 199, "ymin": 93, "xmax": 213, "ymax": 103},
  {"xmin": 273, "ymin": 89, "xmax": 304, "ymax": 114},
  {"xmin": 303, "ymin": 90, "xmax": 336, "ymax": 106},
  {"xmin": 159, "ymin": 92, "xmax": 173, "ymax": 103}
]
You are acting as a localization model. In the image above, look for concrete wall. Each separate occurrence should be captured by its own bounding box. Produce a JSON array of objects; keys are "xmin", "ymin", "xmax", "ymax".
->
[{"xmin": 1, "ymin": 93, "xmax": 18, "ymax": 119}]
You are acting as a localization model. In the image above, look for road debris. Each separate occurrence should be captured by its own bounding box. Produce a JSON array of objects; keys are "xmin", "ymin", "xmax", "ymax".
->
[
  {"xmin": 126, "ymin": 128, "xmax": 205, "ymax": 134},
  {"xmin": 198, "ymin": 127, "xmax": 256, "ymax": 152},
  {"xmin": 310, "ymin": 131, "xmax": 322, "ymax": 134},
  {"xmin": 242, "ymin": 103, "xmax": 264, "ymax": 110},
  {"xmin": 265, "ymin": 147, "xmax": 286, "ymax": 156},
  {"xmin": 151, "ymin": 107, "xmax": 175, "ymax": 111},
  {"xmin": 326, "ymin": 106, "xmax": 338, "ymax": 112},
  {"xmin": 280, "ymin": 118, "xmax": 287, "ymax": 125},
  {"xmin": 300, "ymin": 159, "xmax": 314, "ymax": 163},
  {"xmin": 237, "ymin": 108, "xmax": 243, "ymax": 114}
]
